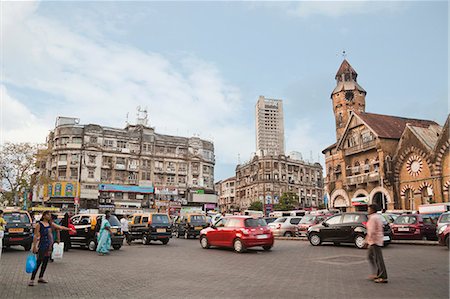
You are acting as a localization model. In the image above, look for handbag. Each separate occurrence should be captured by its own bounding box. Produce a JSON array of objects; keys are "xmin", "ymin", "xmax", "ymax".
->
[
  {"xmin": 51, "ymin": 242, "xmax": 64, "ymax": 260},
  {"xmin": 25, "ymin": 254, "xmax": 37, "ymax": 273}
]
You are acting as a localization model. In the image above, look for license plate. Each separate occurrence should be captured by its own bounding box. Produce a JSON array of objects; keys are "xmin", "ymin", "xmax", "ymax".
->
[
  {"xmin": 195, "ymin": 226, "xmax": 203, "ymax": 230},
  {"xmin": 157, "ymin": 228, "xmax": 166, "ymax": 233},
  {"xmin": 9, "ymin": 237, "xmax": 23, "ymax": 241},
  {"xmin": 8, "ymin": 228, "xmax": 23, "ymax": 233},
  {"xmin": 256, "ymin": 234, "xmax": 268, "ymax": 239},
  {"xmin": 383, "ymin": 236, "xmax": 390, "ymax": 241},
  {"xmin": 110, "ymin": 228, "xmax": 117, "ymax": 233},
  {"xmin": 398, "ymin": 227, "xmax": 409, "ymax": 232}
]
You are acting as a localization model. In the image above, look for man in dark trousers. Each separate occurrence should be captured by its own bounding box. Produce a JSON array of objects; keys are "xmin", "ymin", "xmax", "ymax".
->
[{"xmin": 366, "ymin": 204, "xmax": 388, "ymax": 283}]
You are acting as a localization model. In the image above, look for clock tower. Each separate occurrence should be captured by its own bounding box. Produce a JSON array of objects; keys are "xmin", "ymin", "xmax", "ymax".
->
[{"xmin": 331, "ymin": 59, "xmax": 366, "ymax": 141}]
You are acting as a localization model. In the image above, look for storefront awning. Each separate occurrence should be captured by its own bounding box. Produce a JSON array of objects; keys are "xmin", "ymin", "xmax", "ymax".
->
[{"xmin": 351, "ymin": 196, "xmax": 369, "ymax": 206}]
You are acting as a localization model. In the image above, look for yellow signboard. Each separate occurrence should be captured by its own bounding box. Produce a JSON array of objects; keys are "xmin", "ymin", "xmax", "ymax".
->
[{"xmin": 44, "ymin": 182, "xmax": 80, "ymax": 198}]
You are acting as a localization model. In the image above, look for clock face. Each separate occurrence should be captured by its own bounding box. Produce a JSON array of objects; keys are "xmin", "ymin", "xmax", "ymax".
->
[
  {"xmin": 406, "ymin": 155, "xmax": 423, "ymax": 177},
  {"xmin": 345, "ymin": 91, "xmax": 354, "ymax": 102}
]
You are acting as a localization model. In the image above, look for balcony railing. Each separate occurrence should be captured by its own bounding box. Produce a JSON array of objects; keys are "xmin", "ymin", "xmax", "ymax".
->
[
  {"xmin": 346, "ymin": 171, "xmax": 380, "ymax": 186},
  {"xmin": 344, "ymin": 140, "xmax": 376, "ymax": 156}
]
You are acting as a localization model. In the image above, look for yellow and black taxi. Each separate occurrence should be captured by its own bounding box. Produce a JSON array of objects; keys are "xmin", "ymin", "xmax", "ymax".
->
[
  {"xmin": 175, "ymin": 213, "xmax": 209, "ymax": 239},
  {"xmin": 128, "ymin": 213, "xmax": 172, "ymax": 245},
  {"xmin": 3, "ymin": 210, "xmax": 33, "ymax": 251},
  {"xmin": 70, "ymin": 213, "xmax": 124, "ymax": 251}
]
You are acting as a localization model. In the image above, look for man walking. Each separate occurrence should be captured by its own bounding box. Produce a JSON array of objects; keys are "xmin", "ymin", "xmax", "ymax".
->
[
  {"xmin": 366, "ymin": 204, "xmax": 388, "ymax": 283},
  {"xmin": 120, "ymin": 215, "xmax": 130, "ymax": 245}
]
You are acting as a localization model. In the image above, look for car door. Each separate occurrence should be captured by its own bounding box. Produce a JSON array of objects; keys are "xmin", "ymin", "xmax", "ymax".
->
[
  {"xmin": 208, "ymin": 218, "xmax": 227, "ymax": 246},
  {"xmin": 422, "ymin": 216, "xmax": 435, "ymax": 239},
  {"xmin": 339, "ymin": 214, "xmax": 359, "ymax": 242},
  {"xmin": 289, "ymin": 217, "xmax": 301, "ymax": 234},
  {"xmin": 321, "ymin": 215, "xmax": 342, "ymax": 242},
  {"xmin": 222, "ymin": 218, "xmax": 241, "ymax": 247}
]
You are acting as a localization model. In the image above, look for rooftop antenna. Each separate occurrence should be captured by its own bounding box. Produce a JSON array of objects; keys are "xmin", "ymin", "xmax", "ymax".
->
[{"xmin": 342, "ymin": 50, "xmax": 347, "ymax": 59}]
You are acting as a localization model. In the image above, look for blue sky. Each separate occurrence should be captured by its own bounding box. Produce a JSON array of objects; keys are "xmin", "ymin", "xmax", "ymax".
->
[{"xmin": 1, "ymin": 1, "xmax": 448, "ymax": 181}]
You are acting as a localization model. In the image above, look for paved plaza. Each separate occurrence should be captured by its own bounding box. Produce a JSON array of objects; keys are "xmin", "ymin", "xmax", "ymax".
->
[{"xmin": 0, "ymin": 239, "xmax": 448, "ymax": 299}]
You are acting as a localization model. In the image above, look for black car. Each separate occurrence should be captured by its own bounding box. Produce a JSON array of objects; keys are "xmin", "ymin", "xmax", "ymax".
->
[
  {"xmin": 307, "ymin": 212, "xmax": 392, "ymax": 249},
  {"xmin": 174, "ymin": 214, "xmax": 209, "ymax": 239},
  {"xmin": 70, "ymin": 214, "xmax": 124, "ymax": 251},
  {"xmin": 3, "ymin": 211, "xmax": 33, "ymax": 251}
]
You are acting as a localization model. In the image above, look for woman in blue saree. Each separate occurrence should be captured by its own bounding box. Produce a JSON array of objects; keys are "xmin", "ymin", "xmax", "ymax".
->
[{"xmin": 96, "ymin": 211, "xmax": 112, "ymax": 255}]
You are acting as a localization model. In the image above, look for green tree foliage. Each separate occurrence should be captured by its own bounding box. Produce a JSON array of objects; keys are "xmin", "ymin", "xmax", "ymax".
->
[
  {"xmin": 274, "ymin": 192, "xmax": 299, "ymax": 211},
  {"xmin": 248, "ymin": 201, "xmax": 263, "ymax": 211}
]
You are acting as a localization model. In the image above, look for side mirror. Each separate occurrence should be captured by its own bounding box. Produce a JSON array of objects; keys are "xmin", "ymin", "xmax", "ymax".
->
[{"xmin": 322, "ymin": 222, "xmax": 329, "ymax": 227}]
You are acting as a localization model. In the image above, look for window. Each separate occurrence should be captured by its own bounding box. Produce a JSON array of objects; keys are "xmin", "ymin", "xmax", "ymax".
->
[
  {"xmin": 58, "ymin": 168, "xmax": 67, "ymax": 179},
  {"xmin": 325, "ymin": 215, "xmax": 342, "ymax": 225},
  {"xmin": 90, "ymin": 136, "xmax": 98, "ymax": 143},
  {"xmin": 141, "ymin": 171, "xmax": 151, "ymax": 181},
  {"xmin": 290, "ymin": 218, "xmax": 301, "ymax": 225},
  {"xmin": 117, "ymin": 141, "xmax": 127, "ymax": 149},
  {"xmin": 104, "ymin": 139, "xmax": 114, "ymax": 147},
  {"xmin": 142, "ymin": 217, "xmax": 149, "ymax": 223},
  {"xmin": 101, "ymin": 169, "xmax": 112, "ymax": 180},
  {"xmin": 72, "ymin": 137, "xmax": 82, "ymax": 144},
  {"xmin": 70, "ymin": 168, "xmax": 78, "ymax": 178},
  {"xmin": 88, "ymin": 168, "xmax": 95, "ymax": 179},
  {"xmin": 134, "ymin": 216, "xmax": 142, "ymax": 224},
  {"xmin": 342, "ymin": 214, "xmax": 366, "ymax": 224},
  {"xmin": 60, "ymin": 137, "xmax": 70, "ymax": 145},
  {"xmin": 102, "ymin": 156, "xmax": 112, "ymax": 166},
  {"xmin": 152, "ymin": 214, "xmax": 169, "ymax": 224},
  {"xmin": 115, "ymin": 192, "xmax": 123, "ymax": 200},
  {"xmin": 59, "ymin": 154, "xmax": 67, "ymax": 161},
  {"xmin": 394, "ymin": 216, "xmax": 417, "ymax": 225},
  {"xmin": 128, "ymin": 193, "xmax": 136, "ymax": 200},
  {"xmin": 361, "ymin": 131, "xmax": 373, "ymax": 143},
  {"xmin": 115, "ymin": 170, "xmax": 126, "ymax": 181},
  {"xmin": 273, "ymin": 217, "xmax": 287, "ymax": 223},
  {"xmin": 142, "ymin": 143, "xmax": 152, "ymax": 152},
  {"xmin": 244, "ymin": 218, "xmax": 267, "ymax": 227},
  {"xmin": 214, "ymin": 218, "xmax": 226, "ymax": 227},
  {"xmin": 178, "ymin": 176, "xmax": 186, "ymax": 184},
  {"xmin": 225, "ymin": 218, "xmax": 241, "ymax": 227},
  {"xmin": 116, "ymin": 157, "xmax": 126, "ymax": 165}
]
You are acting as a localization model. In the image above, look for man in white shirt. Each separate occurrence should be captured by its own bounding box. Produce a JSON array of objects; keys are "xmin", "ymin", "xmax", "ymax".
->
[{"xmin": 120, "ymin": 215, "xmax": 129, "ymax": 245}]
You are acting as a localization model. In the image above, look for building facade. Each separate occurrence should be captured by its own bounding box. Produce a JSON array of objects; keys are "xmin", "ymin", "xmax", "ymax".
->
[
  {"xmin": 323, "ymin": 60, "xmax": 449, "ymax": 212},
  {"xmin": 36, "ymin": 116, "xmax": 216, "ymax": 215},
  {"xmin": 235, "ymin": 153, "xmax": 323, "ymax": 211},
  {"xmin": 255, "ymin": 96, "xmax": 285, "ymax": 156},
  {"xmin": 215, "ymin": 176, "xmax": 237, "ymax": 213}
]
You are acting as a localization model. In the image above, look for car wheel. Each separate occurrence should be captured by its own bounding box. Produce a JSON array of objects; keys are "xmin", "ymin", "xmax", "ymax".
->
[
  {"xmin": 161, "ymin": 239, "xmax": 169, "ymax": 245},
  {"xmin": 284, "ymin": 232, "xmax": 293, "ymax": 237},
  {"xmin": 262, "ymin": 245, "xmax": 272, "ymax": 251},
  {"xmin": 112, "ymin": 244, "xmax": 121, "ymax": 250},
  {"xmin": 142, "ymin": 235, "xmax": 150, "ymax": 245},
  {"xmin": 23, "ymin": 243, "xmax": 32, "ymax": 251},
  {"xmin": 354, "ymin": 234, "xmax": 366, "ymax": 249},
  {"xmin": 309, "ymin": 233, "xmax": 321, "ymax": 246},
  {"xmin": 184, "ymin": 231, "xmax": 189, "ymax": 239},
  {"xmin": 233, "ymin": 238, "xmax": 245, "ymax": 253},
  {"xmin": 88, "ymin": 239, "xmax": 96, "ymax": 251},
  {"xmin": 200, "ymin": 236, "xmax": 210, "ymax": 249}
]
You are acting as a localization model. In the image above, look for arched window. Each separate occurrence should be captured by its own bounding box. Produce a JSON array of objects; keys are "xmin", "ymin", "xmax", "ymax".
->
[
  {"xmin": 364, "ymin": 159, "xmax": 370, "ymax": 173},
  {"xmin": 404, "ymin": 189, "xmax": 414, "ymax": 210},
  {"xmin": 420, "ymin": 187, "xmax": 432, "ymax": 204}
]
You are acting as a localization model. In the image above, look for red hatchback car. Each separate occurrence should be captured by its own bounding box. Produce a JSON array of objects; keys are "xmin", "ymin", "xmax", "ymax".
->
[
  {"xmin": 391, "ymin": 214, "xmax": 437, "ymax": 240},
  {"xmin": 199, "ymin": 216, "xmax": 274, "ymax": 253}
]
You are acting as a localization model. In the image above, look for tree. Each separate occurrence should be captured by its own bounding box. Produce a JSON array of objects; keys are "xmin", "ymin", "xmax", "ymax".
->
[
  {"xmin": 0, "ymin": 142, "xmax": 47, "ymax": 207},
  {"xmin": 274, "ymin": 192, "xmax": 299, "ymax": 211},
  {"xmin": 248, "ymin": 201, "xmax": 263, "ymax": 211}
]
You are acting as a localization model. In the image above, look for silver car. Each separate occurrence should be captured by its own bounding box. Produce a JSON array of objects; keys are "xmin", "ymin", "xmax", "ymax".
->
[
  {"xmin": 268, "ymin": 216, "xmax": 302, "ymax": 237},
  {"xmin": 437, "ymin": 212, "xmax": 450, "ymax": 235}
]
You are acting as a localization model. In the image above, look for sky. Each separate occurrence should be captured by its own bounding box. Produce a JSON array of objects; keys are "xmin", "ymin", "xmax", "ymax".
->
[{"xmin": 1, "ymin": 0, "xmax": 448, "ymax": 181}]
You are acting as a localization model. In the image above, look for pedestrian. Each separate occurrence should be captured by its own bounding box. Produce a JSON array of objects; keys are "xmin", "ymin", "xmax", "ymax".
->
[
  {"xmin": 96, "ymin": 211, "xmax": 112, "ymax": 256},
  {"xmin": 29, "ymin": 211, "xmax": 73, "ymax": 286},
  {"xmin": 60, "ymin": 213, "xmax": 72, "ymax": 251},
  {"xmin": 49, "ymin": 214, "xmax": 60, "ymax": 263},
  {"xmin": 120, "ymin": 215, "xmax": 130, "ymax": 245},
  {"xmin": 366, "ymin": 204, "xmax": 388, "ymax": 283},
  {"xmin": 0, "ymin": 210, "xmax": 6, "ymax": 260}
]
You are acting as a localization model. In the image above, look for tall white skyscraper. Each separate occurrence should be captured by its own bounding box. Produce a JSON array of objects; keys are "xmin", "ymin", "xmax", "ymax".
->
[{"xmin": 255, "ymin": 95, "xmax": 285, "ymax": 156}]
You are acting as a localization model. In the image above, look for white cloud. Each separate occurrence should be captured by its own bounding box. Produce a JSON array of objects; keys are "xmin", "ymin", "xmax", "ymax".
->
[
  {"xmin": 1, "ymin": 0, "xmax": 252, "ymax": 168},
  {"xmin": 286, "ymin": 119, "xmax": 324, "ymax": 165}
]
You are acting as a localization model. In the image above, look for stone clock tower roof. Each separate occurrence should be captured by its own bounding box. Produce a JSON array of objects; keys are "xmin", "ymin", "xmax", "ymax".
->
[{"xmin": 332, "ymin": 59, "xmax": 366, "ymax": 96}]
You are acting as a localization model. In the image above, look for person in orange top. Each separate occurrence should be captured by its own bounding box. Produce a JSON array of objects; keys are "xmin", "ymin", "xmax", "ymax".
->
[{"xmin": 366, "ymin": 204, "xmax": 388, "ymax": 283}]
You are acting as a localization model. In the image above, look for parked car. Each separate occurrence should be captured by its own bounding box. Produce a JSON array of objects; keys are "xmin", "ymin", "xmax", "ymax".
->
[
  {"xmin": 297, "ymin": 214, "xmax": 330, "ymax": 237},
  {"xmin": 307, "ymin": 212, "xmax": 392, "ymax": 249},
  {"xmin": 391, "ymin": 214, "xmax": 437, "ymax": 240},
  {"xmin": 268, "ymin": 216, "xmax": 302, "ymax": 237},
  {"xmin": 199, "ymin": 216, "xmax": 274, "ymax": 253},
  {"xmin": 380, "ymin": 213, "xmax": 398, "ymax": 224},
  {"xmin": 128, "ymin": 213, "xmax": 172, "ymax": 245},
  {"xmin": 174, "ymin": 213, "xmax": 209, "ymax": 239},
  {"xmin": 263, "ymin": 217, "xmax": 277, "ymax": 224},
  {"xmin": 437, "ymin": 224, "xmax": 450, "ymax": 249},
  {"xmin": 2, "ymin": 210, "xmax": 33, "ymax": 251},
  {"xmin": 436, "ymin": 212, "xmax": 450, "ymax": 236},
  {"xmin": 70, "ymin": 214, "xmax": 124, "ymax": 250}
]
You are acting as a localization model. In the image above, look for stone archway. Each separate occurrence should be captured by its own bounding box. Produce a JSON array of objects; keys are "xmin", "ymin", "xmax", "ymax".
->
[
  {"xmin": 331, "ymin": 189, "xmax": 350, "ymax": 211},
  {"xmin": 352, "ymin": 189, "xmax": 370, "ymax": 211},
  {"xmin": 369, "ymin": 187, "xmax": 391, "ymax": 210}
]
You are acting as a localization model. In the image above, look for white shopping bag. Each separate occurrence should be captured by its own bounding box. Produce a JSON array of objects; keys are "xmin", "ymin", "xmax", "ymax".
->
[{"xmin": 52, "ymin": 242, "xmax": 64, "ymax": 260}]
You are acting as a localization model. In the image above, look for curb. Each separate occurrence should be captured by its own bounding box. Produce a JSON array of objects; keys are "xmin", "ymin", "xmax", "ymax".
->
[{"xmin": 274, "ymin": 237, "xmax": 439, "ymax": 246}]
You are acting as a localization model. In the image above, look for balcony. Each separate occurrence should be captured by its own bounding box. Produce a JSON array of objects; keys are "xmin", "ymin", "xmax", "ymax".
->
[
  {"xmin": 128, "ymin": 164, "xmax": 139, "ymax": 171},
  {"xmin": 346, "ymin": 171, "xmax": 380, "ymax": 186},
  {"xmin": 344, "ymin": 140, "xmax": 376, "ymax": 156},
  {"xmin": 115, "ymin": 164, "xmax": 126, "ymax": 170}
]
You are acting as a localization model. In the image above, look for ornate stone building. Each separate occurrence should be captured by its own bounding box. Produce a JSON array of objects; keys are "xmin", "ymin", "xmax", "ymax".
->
[
  {"xmin": 215, "ymin": 176, "xmax": 237, "ymax": 213},
  {"xmin": 323, "ymin": 59, "xmax": 448, "ymax": 211}
]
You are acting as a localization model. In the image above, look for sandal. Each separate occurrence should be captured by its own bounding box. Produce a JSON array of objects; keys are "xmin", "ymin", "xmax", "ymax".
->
[
  {"xmin": 28, "ymin": 280, "xmax": 35, "ymax": 287},
  {"xmin": 374, "ymin": 278, "xmax": 388, "ymax": 283},
  {"xmin": 38, "ymin": 278, "xmax": 48, "ymax": 284}
]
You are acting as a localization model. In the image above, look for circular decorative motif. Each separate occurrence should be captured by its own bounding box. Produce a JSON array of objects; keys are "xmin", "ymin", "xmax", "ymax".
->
[{"xmin": 406, "ymin": 155, "xmax": 423, "ymax": 177}]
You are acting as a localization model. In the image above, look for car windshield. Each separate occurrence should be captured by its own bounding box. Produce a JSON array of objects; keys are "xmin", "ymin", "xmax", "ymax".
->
[
  {"xmin": 244, "ymin": 218, "xmax": 267, "ymax": 227},
  {"xmin": 108, "ymin": 215, "xmax": 121, "ymax": 226},
  {"xmin": 394, "ymin": 215, "xmax": 417, "ymax": 225},
  {"xmin": 190, "ymin": 215, "xmax": 206, "ymax": 223},
  {"xmin": 152, "ymin": 214, "xmax": 169, "ymax": 224},
  {"xmin": 439, "ymin": 213, "xmax": 450, "ymax": 223},
  {"xmin": 4, "ymin": 213, "xmax": 30, "ymax": 224},
  {"xmin": 299, "ymin": 216, "xmax": 315, "ymax": 224},
  {"xmin": 274, "ymin": 217, "xmax": 287, "ymax": 223}
]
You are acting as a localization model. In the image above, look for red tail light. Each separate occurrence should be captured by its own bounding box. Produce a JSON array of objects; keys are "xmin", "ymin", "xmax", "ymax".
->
[{"xmin": 362, "ymin": 221, "xmax": 367, "ymax": 227}]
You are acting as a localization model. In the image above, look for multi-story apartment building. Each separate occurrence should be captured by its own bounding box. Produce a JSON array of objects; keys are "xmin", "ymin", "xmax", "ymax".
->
[
  {"xmin": 322, "ymin": 59, "xmax": 449, "ymax": 212},
  {"xmin": 215, "ymin": 176, "xmax": 237, "ymax": 213},
  {"xmin": 36, "ymin": 116, "xmax": 216, "ymax": 215},
  {"xmin": 255, "ymin": 96, "xmax": 285, "ymax": 156},
  {"xmin": 235, "ymin": 153, "xmax": 323, "ymax": 211}
]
